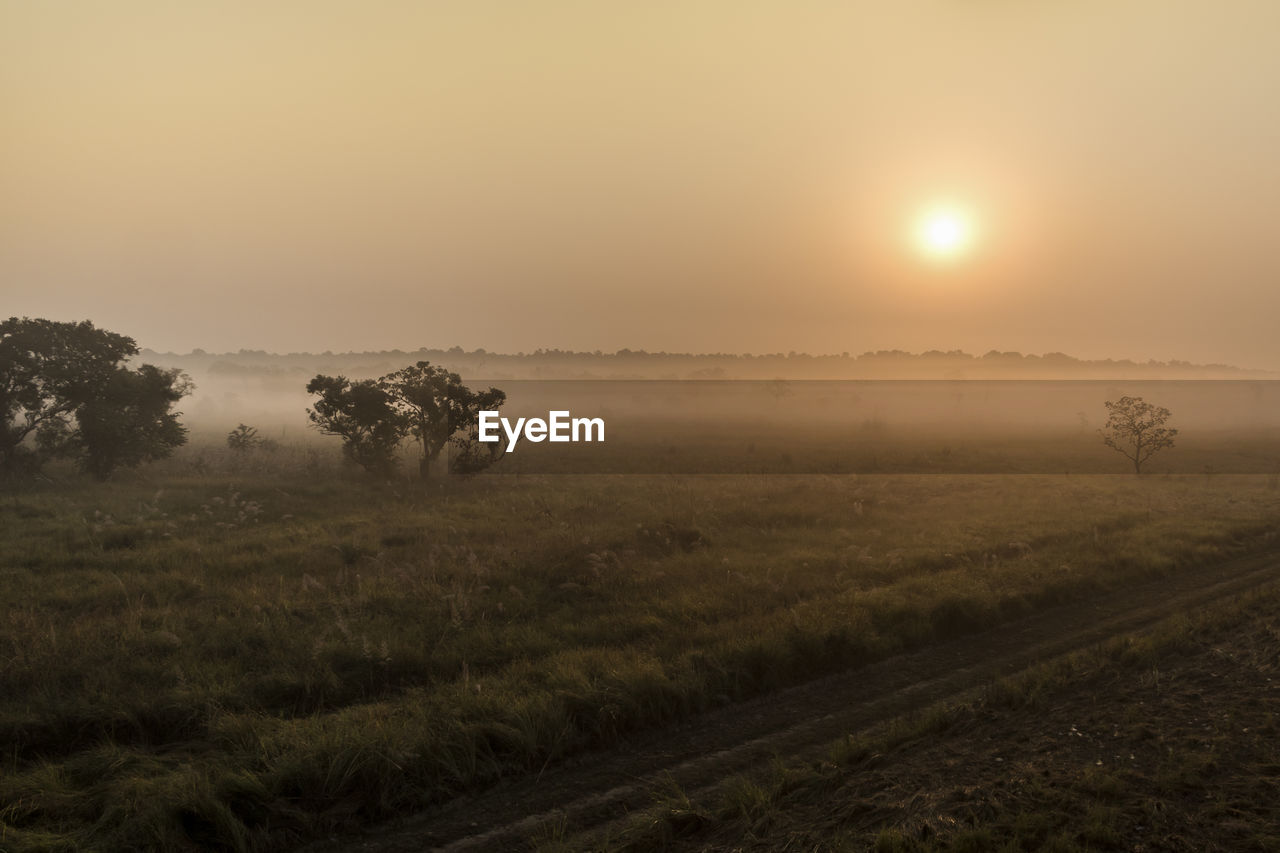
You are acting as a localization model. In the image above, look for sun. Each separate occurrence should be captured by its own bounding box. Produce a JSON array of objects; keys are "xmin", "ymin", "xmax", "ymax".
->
[{"xmin": 914, "ymin": 204, "xmax": 975, "ymax": 261}]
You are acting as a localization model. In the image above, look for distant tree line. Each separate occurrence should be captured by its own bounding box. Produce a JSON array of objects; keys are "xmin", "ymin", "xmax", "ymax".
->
[{"xmin": 144, "ymin": 345, "xmax": 1266, "ymax": 383}]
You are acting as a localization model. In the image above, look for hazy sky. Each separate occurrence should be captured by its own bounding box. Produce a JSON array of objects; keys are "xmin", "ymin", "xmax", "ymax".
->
[{"xmin": 3, "ymin": 1, "xmax": 1279, "ymax": 366}]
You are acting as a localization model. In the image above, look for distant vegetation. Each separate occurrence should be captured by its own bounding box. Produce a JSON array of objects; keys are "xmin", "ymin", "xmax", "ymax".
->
[
  {"xmin": 225, "ymin": 424, "xmax": 278, "ymax": 454},
  {"xmin": 143, "ymin": 345, "xmax": 1276, "ymax": 385},
  {"xmin": 226, "ymin": 424, "xmax": 263, "ymax": 452}
]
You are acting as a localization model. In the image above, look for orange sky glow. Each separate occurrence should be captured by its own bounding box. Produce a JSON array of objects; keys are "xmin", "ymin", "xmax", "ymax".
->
[{"xmin": 2, "ymin": 1, "xmax": 1279, "ymax": 367}]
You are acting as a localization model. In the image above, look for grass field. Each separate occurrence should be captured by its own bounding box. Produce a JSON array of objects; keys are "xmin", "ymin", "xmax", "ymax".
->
[{"xmin": 2, "ymin": 441, "xmax": 1278, "ymax": 851}]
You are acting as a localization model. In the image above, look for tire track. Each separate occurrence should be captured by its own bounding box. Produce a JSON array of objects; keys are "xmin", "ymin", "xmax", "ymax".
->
[{"xmin": 306, "ymin": 550, "xmax": 1279, "ymax": 852}]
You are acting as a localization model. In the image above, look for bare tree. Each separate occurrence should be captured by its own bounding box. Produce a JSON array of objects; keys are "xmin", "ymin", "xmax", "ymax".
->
[{"xmin": 1100, "ymin": 396, "xmax": 1177, "ymax": 474}]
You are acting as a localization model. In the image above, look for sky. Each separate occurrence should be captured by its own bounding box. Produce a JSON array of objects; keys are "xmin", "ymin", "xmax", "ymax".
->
[{"xmin": 3, "ymin": 1, "xmax": 1279, "ymax": 367}]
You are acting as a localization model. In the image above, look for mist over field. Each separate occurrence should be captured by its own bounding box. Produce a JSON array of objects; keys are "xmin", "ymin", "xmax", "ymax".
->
[
  {"xmin": 138, "ymin": 344, "xmax": 1277, "ymax": 419},
  {"xmin": 115, "ymin": 346, "xmax": 1277, "ymax": 476}
]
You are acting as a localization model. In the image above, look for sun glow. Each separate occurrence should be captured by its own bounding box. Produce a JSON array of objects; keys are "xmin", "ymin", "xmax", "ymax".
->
[{"xmin": 915, "ymin": 204, "xmax": 976, "ymax": 261}]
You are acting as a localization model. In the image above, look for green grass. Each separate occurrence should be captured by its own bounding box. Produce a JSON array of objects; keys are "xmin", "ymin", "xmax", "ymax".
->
[{"xmin": 1, "ymin": 443, "xmax": 1278, "ymax": 850}]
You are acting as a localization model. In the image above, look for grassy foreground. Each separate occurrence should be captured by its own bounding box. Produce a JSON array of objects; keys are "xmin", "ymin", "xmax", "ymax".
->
[{"xmin": 1, "ymin": 446, "xmax": 1278, "ymax": 850}]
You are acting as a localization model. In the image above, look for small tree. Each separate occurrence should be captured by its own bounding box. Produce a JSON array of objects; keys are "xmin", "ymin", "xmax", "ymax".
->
[
  {"xmin": 379, "ymin": 361, "xmax": 506, "ymax": 479},
  {"xmin": 1100, "ymin": 396, "xmax": 1177, "ymax": 474},
  {"xmin": 226, "ymin": 424, "xmax": 261, "ymax": 452},
  {"xmin": 305, "ymin": 376, "xmax": 408, "ymax": 477}
]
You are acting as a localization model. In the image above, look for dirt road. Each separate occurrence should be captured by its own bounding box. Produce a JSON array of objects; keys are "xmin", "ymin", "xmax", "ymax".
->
[{"xmin": 305, "ymin": 550, "xmax": 1279, "ymax": 852}]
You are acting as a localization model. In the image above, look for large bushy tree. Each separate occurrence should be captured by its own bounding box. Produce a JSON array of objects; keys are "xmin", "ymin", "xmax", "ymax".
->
[
  {"xmin": 69, "ymin": 365, "xmax": 192, "ymax": 479},
  {"xmin": 305, "ymin": 376, "xmax": 408, "ymax": 477},
  {"xmin": 0, "ymin": 317, "xmax": 191, "ymax": 478},
  {"xmin": 305, "ymin": 361, "xmax": 505, "ymax": 479}
]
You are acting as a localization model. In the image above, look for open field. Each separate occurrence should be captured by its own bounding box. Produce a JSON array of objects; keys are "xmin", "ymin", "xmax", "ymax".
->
[{"xmin": 2, "ymin": 444, "xmax": 1279, "ymax": 851}]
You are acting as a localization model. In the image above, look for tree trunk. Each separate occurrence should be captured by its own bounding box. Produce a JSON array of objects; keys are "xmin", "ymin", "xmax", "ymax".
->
[{"xmin": 419, "ymin": 455, "xmax": 431, "ymax": 480}]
